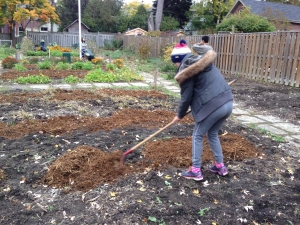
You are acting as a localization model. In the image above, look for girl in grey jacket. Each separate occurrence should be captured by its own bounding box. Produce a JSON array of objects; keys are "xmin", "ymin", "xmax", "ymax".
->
[{"xmin": 171, "ymin": 43, "xmax": 233, "ymax": 181}]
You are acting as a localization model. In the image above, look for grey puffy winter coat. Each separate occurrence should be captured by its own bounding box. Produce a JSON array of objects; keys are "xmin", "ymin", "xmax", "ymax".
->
[{"xmin": 175, "ymin": 44, "xmax": 233, "ymax": 122}]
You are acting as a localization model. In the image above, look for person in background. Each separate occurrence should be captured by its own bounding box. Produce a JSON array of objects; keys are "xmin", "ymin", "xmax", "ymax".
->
[
  {"xmin": 201, "ymin": 36, "xmax": 210, "ymax": 45},
  {"xmin": 40, "ymin": 39, "xmax": 47, "ymax": 52},
  {"xmin": 81, "ymin": 38, "xmax": 87, "ymax": 59},
  {"xmin": 170, "ymin": 39, "xmax": 191, "ymax": 63},
  {"xmin": 171, "ymin": 40, "xmax": 233, "ymax": 181}
]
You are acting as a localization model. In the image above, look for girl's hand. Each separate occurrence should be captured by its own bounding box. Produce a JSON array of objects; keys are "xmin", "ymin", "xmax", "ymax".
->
[{"xmin": 172, "ymin": 116, "xmax": 182, "ymax": 124}]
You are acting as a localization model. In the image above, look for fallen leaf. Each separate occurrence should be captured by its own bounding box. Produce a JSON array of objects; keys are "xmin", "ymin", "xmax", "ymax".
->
[
  {"xmin": 203, "ymin": 180, "xmax": 209, "ymax": 187},
  {"xmin": 214, "ymin": 199, "xmax": 218, "ymax": 204},
  {"xmin": 136, "ymin": 180, "xmax": 143, "ymax": 185},
  {"xmin": 193, "ymin": 189, "xmax": 200, "ymax": 196},
  {"xmin": 212, "ymin": 222, "xmax": 217, "ymax": 225},
  {"xmin": 243, "ymin": 190, "xmax": 249, "ymax": 195},
  {"xmin": 165, "ymin": 175, "xmax": 171, "ymax": 179},
  {"xmin": 137, "ymin": 199, "xmax": 142, "ymax": 203},
  {"xmin": 139, "ymin": 187, "xmax": 146, "ymax": 192},
  {"xmin": 288, "ymin": 169, "xmax": 294, "ymax": 174},
  {"xmin": 110, "ymin": 192, "xmax": 116, "ymax": 197},
  {"xmin": 244, "ymin": 205, "xmax": 254, "ymax": 212},
  {"xmin": 237, "ymin": 218, "xmax": 247, "ymax": 223}
]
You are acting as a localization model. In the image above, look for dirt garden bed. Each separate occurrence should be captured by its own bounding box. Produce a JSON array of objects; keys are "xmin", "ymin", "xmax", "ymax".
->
[{"xmin": 0, "ymin": 69, "xmax": 300, "ymax": 224}]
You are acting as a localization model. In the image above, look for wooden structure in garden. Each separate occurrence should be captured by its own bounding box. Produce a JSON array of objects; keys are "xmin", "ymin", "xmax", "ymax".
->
[
  {"xmin": 64, "ymin": 19, "xmax": 91, "ymax": 33},
  {"xmin": 117, "ymin": 31, "xmax": 300, "ymax": 87}
]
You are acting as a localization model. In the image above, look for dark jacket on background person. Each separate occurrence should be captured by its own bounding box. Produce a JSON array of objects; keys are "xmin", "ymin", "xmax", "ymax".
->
[{"xmin": 175, "ymin": 44, "xmax": 233, "ymax": 123}]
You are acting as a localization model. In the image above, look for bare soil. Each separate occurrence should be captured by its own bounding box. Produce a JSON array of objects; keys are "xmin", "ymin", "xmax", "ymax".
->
[{"xmin": 0, "ymin": 68, "xmax": 300, "ymax": 225}]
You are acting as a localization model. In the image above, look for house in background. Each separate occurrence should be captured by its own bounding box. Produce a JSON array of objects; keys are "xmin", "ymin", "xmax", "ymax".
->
[
  {"xmin": 0, "ymin": 21, "xmax": 59, "ymax": 37},
  {"xmin": 227, "ymin": 0, "xmax": 300, "ymax": 31},
  {"xmin": 125, "ymin": 28, "xmax": 148, "ymax": 36},
  {"xmin": 64, "ymin": 19, "xmax": 91, "ymax": 33}
]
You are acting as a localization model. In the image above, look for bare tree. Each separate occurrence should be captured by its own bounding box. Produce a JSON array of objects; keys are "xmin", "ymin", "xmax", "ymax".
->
[
  {"xmin": 148, "ymin": 12, "xmax": 154, "ymax": 31},
  {"xmin": 261, "ymin": 7, "xmax": 290, "ymax": 31},
  {"xmin": 155, "ymin": 0, "xmax": 164, "ymax": 30}
]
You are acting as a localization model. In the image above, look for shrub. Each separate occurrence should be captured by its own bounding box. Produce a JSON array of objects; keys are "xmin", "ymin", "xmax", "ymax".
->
[
  {"xmin": 84, "ymin": 67, "xmax": 142, "ymax": 83},
  {"xmin": 50, "ymin": 50, "xmax": 63, "ymax": 57},
  {"xmin": 81, "ymin": 62, "xmax": 94, "ymax": 70},
  {"xmin": 1, "ymin": 56, "xmax": 19, "ymax": 69},
  {"xmin": 84, "ymin": 68, "xmax": 109, "ymax": 82},
  {"xmin": 71, "ymin": 61, "xmax": 84, "ymax": 70},
  {"xmin": 20, "ymin": 37, "xmax": 34, "ymax": 55},
  {"xmin": 104, "ymin": 39, "xmax": 123, "ymax": 50},
  {"xmin": 64, "ymin": 75, "xmax": 80, "ymax": 83},
  {"xmin": 91, "ymin": 57, "xmax": 103, "ymax": 65},
  {"xmin": 28, "ymin": 57, "xmax": 40, "ymax": 64},
  {"xmin": 0, "ymin": 45, "xmax": 16, "ymax": 59},
  {"xmin": 216, "ymin": 10, "xmax": 276, "ymax": 33},
  {"xmin": 162, "ymin": 44, "xmax": 176, "ymax": 63},
  {"xmin": 86, "ymin": 39, "xmax": 98, "ymax": 55},
  {"xmin": 113, "ymin": 58, "xmax": 124, "ymax": 68},
  {"xmin": 147, "ymin": 31, "xmax": 161, "ymax": 37},
  {"xmin": 37, "ymin": 61, "xmax": 52, "ymax": 69},
  {"xmin": 55, "ymin": 62, "xmax": 70, "ymax": 70},
  {"xmin": 14, "ymin": 74, "xmax": 51, "ymax": 84},
  {"xmin": 136, "ymin": 37, "xmax": 152, "ymax": 59},
  {"xmin": 106, "ymin": 63, "xmax": 117, "ymax": 71},
  {"xmin": 26, "ymin": 51, "xmax": 48, "ymax": 56},
  {"xmin": 13, "ymin": 63, "xmax": 27, "ymax": 72}
]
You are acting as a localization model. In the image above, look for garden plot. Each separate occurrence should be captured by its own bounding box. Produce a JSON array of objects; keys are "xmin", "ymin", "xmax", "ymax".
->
[{"xmin": 0, "ymin": 83, "xmax": 299, "ymax": 224}]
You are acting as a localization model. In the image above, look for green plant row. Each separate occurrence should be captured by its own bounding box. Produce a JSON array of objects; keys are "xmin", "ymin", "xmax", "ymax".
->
[{"xmin": 13, "ymin": 67, "xmax": 143, "ymax": 84}]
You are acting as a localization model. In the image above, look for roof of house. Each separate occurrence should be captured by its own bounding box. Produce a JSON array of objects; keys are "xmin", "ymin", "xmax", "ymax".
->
[
  {"xmin": 64, "ymin": 19, "xmax": 91, "ymax": 30},
  {"xmin": 125, "ymin": 28, "xmax": 148, "ymax": 34},
  {"xmin": 227, "ymin": 0, "xmax": 300, "ymax": 22}
]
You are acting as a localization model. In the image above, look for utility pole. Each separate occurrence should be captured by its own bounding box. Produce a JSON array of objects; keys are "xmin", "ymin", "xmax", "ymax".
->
[{"xmin": 78, "ymin": 0, "xmax": 82, "ymax": 58}]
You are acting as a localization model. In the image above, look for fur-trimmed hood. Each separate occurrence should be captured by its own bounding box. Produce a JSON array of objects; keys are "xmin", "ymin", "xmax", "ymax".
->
[{"xmin": 175, "ymin": 44, "xmax": 217, "ymax": 84}]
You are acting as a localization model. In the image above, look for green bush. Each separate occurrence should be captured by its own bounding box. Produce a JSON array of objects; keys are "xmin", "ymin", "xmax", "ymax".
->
[
  {"xmin": 71, "ymin": 61, "xmax": 94, "ymax": 70},
  {"xmin": 160, "ymin": 62, "xmax": 177, "ymax": 73},
  {"xmin": 27, "ymin": 57, "xmax": 40, "ymax": 64},
  {"xmin": 84, "ymin": 67, "xmax": 142, "ymax": 83},
  {"xmin": 55, "ymin": 62, "xmax": 70, "ymax": 70},
  {"xmin": 104, "ymin": 39, "xmax": 123, "ymax": 50},
  {"xmin": 37, "ymin": 60, "xmax": 52, "ymax": 69},
  {"xmin": 82, "ymin": 62, "xmax": 94, "ymax": 70},
  {"xmin": 64, "ymin": 75, "xmax": 80, "ymax": 83},
  {"xmin": 216, "ymin": 10, "xmax": 276, "ymax": 33},
  {"xmin": 26, "ymin": 51, "xmax": 48, "ymax": 56},
  {"xmin": 71, "ymin": 61, "xmax": 84, "ymax": 70},
  {"xmin": 13, "ymin": 63, "xmax": 27, "ymax": 72},
  {"xmin": 106, "ymin": 63, "xmax": 117, "ymax": 71},
  {"xmin": 0, "ymin": 46, "xmax": 16, "ymax": 60},
  {"xmin": 50, "ymin": 50, "xmax": 63, "ymax": 57},
  {"xmin": 1, "ymin": 56, "xmax": 19, "ymax": 69},
  {"xmin": 14, "ymin": 74, "xmax": 51, "ymax": 84}
]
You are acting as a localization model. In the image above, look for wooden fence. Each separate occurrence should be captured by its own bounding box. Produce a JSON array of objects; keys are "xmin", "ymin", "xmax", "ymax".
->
[
  {"xmin": 26, "ymin": 32, "xmax": 116, "ymax": 47},
  {"xmin": 117, "ymin": 32, "xmax": 300, "ymax": 87}
]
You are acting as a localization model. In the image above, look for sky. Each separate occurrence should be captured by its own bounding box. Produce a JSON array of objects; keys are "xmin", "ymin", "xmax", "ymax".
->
[{"xmin": 124, "ymin": 0, "xmax": 154, "ymax": 4}]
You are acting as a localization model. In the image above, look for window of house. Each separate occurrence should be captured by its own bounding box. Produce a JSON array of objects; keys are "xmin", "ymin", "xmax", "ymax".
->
[
  {"xmin": 18, "ymin": 27, "xmax": 24, "ymax": 36},
  {"xmin": 40, "ymin": 26, "xmax": 48, "ymax": 32}
]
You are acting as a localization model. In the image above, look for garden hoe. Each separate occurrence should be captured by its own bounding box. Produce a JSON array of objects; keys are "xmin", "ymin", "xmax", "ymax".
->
[{"xmin": 119, "ymin": 79, "xmax": 237, "ymax": 166}]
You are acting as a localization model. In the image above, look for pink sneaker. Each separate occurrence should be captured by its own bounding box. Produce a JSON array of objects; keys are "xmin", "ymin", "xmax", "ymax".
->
[{"xmin": 210, "ymin": 162, "xmax": 228, "ymax": 176}]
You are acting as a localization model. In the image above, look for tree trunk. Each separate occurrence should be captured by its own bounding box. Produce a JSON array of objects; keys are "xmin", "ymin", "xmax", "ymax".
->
[
  {"xmin": 148, "ymin": 12, "xmax": 154, "ymax": 31},
  {"xmin": 155, "ymin": 0, "xmax": 164, "ymax": 31}
]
